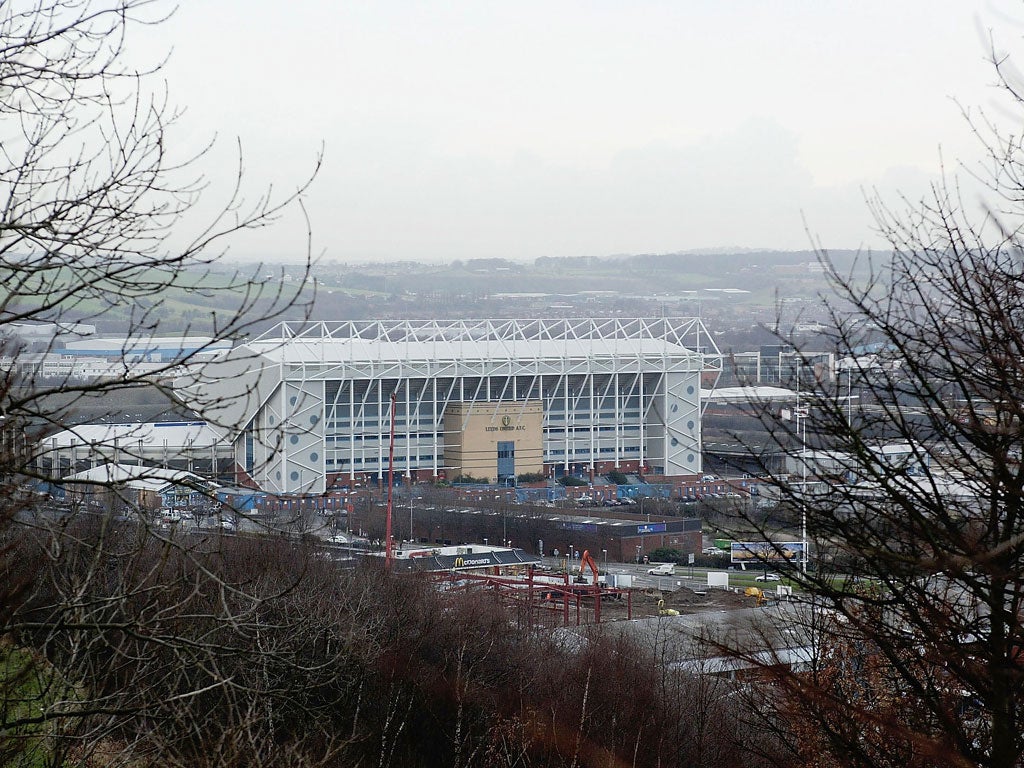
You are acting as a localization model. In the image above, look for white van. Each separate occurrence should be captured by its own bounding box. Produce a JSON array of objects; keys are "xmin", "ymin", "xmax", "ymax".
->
[{"xmin": 646, "ymin": 563, "xmax": 675, "ymax": 575}]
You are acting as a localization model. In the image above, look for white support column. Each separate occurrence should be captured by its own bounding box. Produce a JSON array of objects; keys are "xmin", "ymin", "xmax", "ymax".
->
[
  {"xmin": 540, "ymin": 373, "xmax": 548, "ymax": 467},
  {"xmin": 348, "ymin": 382, "xmax": 355, "ymax": 481},
  {"xmin": 280, "ymin": 371, "xmax": 288, "ymax": 490},
  {"xmin": 588, "ymin": 372, "xmax": 595, "ymax": 471},
  {"xmin": 614, "ymin": 371, "xmax": 621, "ymax": 468},
  {"xmin": 377, "ymin": 379, "xmax": 384, "ymax": 481},
  {"xmin": 638, "ymin": 370, "xmax": 645, "ymax": 470},
  {"xmin": 405, "ymin": 378, "xmax": 411, "ymax": 477},
  {"xmin": 563, "ymin": 373, "xmax": 570, "ymax": 474},
  {"xmin": 432, "ymin": 377, "xmax": 438, "ymax": 477}
]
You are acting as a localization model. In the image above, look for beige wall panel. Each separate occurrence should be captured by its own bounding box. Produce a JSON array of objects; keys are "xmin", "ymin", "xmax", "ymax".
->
[{"xmin": 444, "ymin": 400, "xmax": 543, "ymax": 482}]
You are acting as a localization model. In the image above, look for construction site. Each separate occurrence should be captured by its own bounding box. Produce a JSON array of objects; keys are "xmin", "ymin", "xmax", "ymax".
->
[{"xmin": 381, "ymin": 540, "xmax": 776, "ymax": 630}]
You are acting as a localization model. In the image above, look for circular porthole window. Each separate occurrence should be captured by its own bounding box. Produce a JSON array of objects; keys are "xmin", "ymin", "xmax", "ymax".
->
[
  {"xmin": 309, "ymin": 414, "xmax": 319, "ymax": 425},
  {"xmin": 268, "ymin": 415, "xmax": 275, "ymax": 425},
  {"xmin": 671, "ymin": 437, "xmax": 679, "ymax": 447},
  {"xmin": 310, "ymin": 452, "xmax": 318, "ymax": 462},
  {"xmin": 687, "ymin": 454, "xmax": 695, "ymax": 463},
  {"xmin": 289, "ymin": 396, "xmax": 297, "ymax": 406},
  {"xmin": 275, "ymin": 471, "xmax": 281, "ymax": 481},
  {"xmin": 687, "ymin": 420, "xmax": 695, "ymax": 430},
  {"xmin": 670, "ymin": 403, "xmax": 678, "ymax": 413},
  {"xmin": 686, "ymin": 385, "xmax": 695, "ymax": 395},
  {"xmin": 290, "ymin": 471, "xmax": 299, "ymax": 481},
  {"xmin": 290, "ymin": 435, "xmax": 299, "ymax": 445}
]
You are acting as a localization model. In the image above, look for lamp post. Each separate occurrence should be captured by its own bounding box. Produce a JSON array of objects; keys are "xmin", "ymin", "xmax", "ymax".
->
[
  {"xmin": 847, "ymin": 366, "xmax": 853, "ymax": 426},
  {"xmin": 800, "ymin": 410, "xmax": 807, "ymax": 574},
  {"xmin": 602, "ymin": 548, "xmax": 607, "ymax": 568}
]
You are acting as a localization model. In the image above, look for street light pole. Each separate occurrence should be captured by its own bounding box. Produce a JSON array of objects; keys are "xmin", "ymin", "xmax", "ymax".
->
[
  {"xmin": 798, "ymin": 359, "xmax": 808, "ymax": 576},
  {"xmin": 801, "ymin": 411, "xmax": 807, "ymax": 575}
]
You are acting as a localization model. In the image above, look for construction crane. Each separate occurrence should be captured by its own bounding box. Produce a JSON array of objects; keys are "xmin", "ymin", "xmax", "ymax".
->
[{"xmin": 576, "ymin": 549, "xmax": 600, "ymax": 584}]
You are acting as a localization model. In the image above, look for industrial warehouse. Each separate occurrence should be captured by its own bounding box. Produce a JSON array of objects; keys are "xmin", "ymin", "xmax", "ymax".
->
[{"xmin": 188, "ymin": 317, "xmax": 720, "ymax": 495}]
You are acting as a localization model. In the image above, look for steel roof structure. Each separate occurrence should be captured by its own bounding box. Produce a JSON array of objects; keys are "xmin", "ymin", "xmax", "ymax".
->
[
  {"xmin": 39, "ymin": 421, "xmax": 231, "ymax": 479},
  {"xmin": 249, "ymin": 318, "xmax": 712, "ymax": 360}
]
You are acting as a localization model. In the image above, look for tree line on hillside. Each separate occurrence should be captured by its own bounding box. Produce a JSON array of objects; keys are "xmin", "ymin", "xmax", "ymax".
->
[{"xmin": 1, "ymin": 518, "xmax": 780, "ymax": 767}]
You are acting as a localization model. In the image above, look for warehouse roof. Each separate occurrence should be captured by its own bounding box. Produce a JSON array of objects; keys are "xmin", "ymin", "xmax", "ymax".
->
[
  {"xmin": 42, "ymin": 421, "xmax": 225, "ymax": 449},
  {"xmin": 62, "ymin": 463, "xmax": 208, "ymax": 493},
  {"xmin": 701, "ymin": 386, "xmax": 796, "ymax": 403}
]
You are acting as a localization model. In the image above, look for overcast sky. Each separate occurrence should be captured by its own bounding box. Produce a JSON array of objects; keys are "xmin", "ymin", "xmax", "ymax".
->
[{"xmin": 137, "ymin": 1, "xmax": 1024, "ymax": 263}]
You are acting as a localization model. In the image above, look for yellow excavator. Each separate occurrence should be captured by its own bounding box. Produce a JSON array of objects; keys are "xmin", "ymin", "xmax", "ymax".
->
[
  {"xmin": 657, "ymin": 598, "xmax": 679, "ymax": 616},
  {"xmin": 744, "ymin": 586, "xmax": 766, "ymax": 606}
]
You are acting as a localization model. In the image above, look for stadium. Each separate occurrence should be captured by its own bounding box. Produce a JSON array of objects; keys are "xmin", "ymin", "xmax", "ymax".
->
[{"xmin": 191, "ymin": 318, "xmax": 719, "ymax": 495}]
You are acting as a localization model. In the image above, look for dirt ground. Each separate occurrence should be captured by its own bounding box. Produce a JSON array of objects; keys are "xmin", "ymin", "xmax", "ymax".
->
[{"xmin": 596, "ymin": 584, "xmax": 754, "ymax": 620}]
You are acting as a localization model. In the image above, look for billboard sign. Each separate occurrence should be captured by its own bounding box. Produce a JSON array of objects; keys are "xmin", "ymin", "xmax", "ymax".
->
[
  {"xmin": 730, "ymin": 541, "xmax": 805, "ymax": 564},
  {"xmin": 637, "ymin": 523, "xmax": 666, "ymax": 534}
]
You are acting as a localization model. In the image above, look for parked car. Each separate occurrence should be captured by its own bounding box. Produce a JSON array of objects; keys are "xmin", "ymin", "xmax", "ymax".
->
[
  {"xmin": 755, "ymin": 573, "xmax": 781, "ymax": 582},
  {"xmin": 702, "ymin": 547, "xmax": 724, "ymax": 556}
]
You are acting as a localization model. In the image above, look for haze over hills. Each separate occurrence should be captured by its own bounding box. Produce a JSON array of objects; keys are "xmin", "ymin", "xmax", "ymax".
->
[
  {"xmin": 281, "ymin": 247, "xmax": 867, "ymax": 306},
  {"xmin": 4, "ymin": 249, "xmax": 868, "ymax": 339}
]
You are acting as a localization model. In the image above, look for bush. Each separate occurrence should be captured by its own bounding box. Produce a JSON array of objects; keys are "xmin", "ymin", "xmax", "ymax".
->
[
  {"xmin": 451, "ymin": 474, "xmax": 489, "ymax": 485},
  {"xmin": 558, "ymin": 475, "xmax": 588, "ymax": 487},
  {"xmin": 647, "ymin": 547, "xmax": 685, "ymax": 563},
  {"xmin": 607, "ymin": 471, "xmax": 629, "ymax": 485},
  {"xmin": 516, "ymin": 472, "xmax": 547, "ymax": 483}
]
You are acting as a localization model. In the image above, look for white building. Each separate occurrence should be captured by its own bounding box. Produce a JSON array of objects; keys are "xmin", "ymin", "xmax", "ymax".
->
[
  {"xmin": 62, "ymin": 335, "xmax": 233, "ymax": 362},
  {"xmin": 185, "ymin": 318, "xmax": 720, "ymax": 495},
  {"xmin": 40, "ymin": 421, "xmax": 230, "ymax": 477},
  {"xmin": 62, "ymin": 463, "xmax": 212, "ymax": 511}
]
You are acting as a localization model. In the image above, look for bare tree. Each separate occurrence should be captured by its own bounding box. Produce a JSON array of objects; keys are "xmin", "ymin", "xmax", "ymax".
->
[
  {"xmin": 0, "ymin": 1, "xmax": 326, "ymax": 764},
  {"xmin": 720, "ymin": 42, "xmax": 1024, "ymax": 768},
  {"xmin": 0, "ymin": 0, "xmax": 319, "ymax": 470}
]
